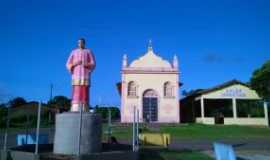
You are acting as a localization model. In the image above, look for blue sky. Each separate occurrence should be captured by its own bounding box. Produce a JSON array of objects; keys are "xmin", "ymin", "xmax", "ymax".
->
[{"xmin": 0, "ymin": 0, "xmax": 269, "ymax": 106}]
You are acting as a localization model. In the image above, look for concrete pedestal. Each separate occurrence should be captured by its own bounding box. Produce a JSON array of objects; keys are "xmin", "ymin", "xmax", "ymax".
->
[{"xmin": 53, "ymin": 112, "xmax": 102, "ymax": 155}]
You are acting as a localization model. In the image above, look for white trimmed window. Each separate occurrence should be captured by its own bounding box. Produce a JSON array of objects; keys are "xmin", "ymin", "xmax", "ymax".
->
[
  {"xmin": 164, "ymin": 82, "xmax": 174, "ymax": 97},
  {"xmin": 128, "ymin": 81, "xmax": 137, "ymax": 97}
]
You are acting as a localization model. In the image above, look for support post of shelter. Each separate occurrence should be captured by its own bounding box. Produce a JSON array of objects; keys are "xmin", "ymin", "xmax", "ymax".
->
[
  {"xmin": 232, "ymin": 98, "xmax": 237, "ymax": 119},
  {"xmin": 264, "ymin": 102, "xmax": 269, "ymax": 126},
  {"xmin": 200, "ymin": 97, "xmax": 205, "ymax": 120}
]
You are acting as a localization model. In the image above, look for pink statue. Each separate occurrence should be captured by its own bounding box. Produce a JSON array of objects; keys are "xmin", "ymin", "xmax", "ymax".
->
[{"xmin": 66, "ymin": 38, "xmax": 96, "ymax": 112}]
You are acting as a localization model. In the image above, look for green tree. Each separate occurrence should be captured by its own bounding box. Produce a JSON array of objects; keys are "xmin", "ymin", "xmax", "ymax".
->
[
  {"xmin": 250, "ymin": 60, "xmax": 270, "ymax": 100},
  {"xmin": 94, "ymin": 105, "xmax": 120, "ymax": 120},
  {"xmin": 47, "ymin": 96, "xmax": 71, "ymax": 111},
  {"xmin": 8, "ymin": 97, "xmax": 27, "ymax": 108},
  {"xmin": 0, "ymin": 103, "xmax": 7, "ymax": 128}
]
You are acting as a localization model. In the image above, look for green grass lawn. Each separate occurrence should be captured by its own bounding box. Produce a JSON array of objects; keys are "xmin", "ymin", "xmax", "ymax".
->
[
  {"xmin": 160, "ymin": 124, "xmax": 270, "ymax": 140},
  {"xmin": 139, "ymin": 149, "xmax": 213, "ymax": 160},
  {"xmin": 2, "ymin": 123, "xmax": 270, "ymax": 141},
  {"xmin": 105, "ymin": 123, "xmax": 270, "ymax": 140}
]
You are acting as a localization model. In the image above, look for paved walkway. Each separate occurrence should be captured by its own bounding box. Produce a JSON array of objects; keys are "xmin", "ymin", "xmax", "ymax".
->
[
  {"xmin": 121, "ymin": 139, "xmax": 270, "ymax": 160},
  {"xmin": 169, "ymin": 139, "xmax": 270, "ymax": 160},
  {"xmin": 169, "ymin": 139, "xmax": 270, "ymax": 151},
  {"xmin": 240, "ymin": 155, "xmax": 270, "ymax": 160},
  {"xmin": 204, "ymin": 150, "xmax": 270, "ymax": 160}
]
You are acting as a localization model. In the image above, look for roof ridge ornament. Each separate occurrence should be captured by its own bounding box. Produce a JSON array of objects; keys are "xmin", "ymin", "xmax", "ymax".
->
[
  {"xmin": 173, "ymin": 54, "xmax": 178, "ymax": 69},
  {"xmin": 147, "ymin": 39, "xmax": 153, "ymax": 53},
  {"xmin": 128, "ymin": 40, "xmax": 173, "ymax": 69},
  {"xmin": 122, "ymin": 54, "xmax": 128, "ymax": 68}
]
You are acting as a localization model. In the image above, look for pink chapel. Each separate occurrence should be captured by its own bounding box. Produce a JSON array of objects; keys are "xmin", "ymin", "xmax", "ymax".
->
[{"xmin": 117, "ymin": 41, "xmax": 181, "ymax": 123}]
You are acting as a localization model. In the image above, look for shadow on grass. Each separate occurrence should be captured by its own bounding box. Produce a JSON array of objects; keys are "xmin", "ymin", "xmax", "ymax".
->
[
  {"xmin": 237, "ymin": 157, "xmax": 249, "ymax": 160},
  {"xmin": 139, "ymin": 148, "xmax": 164, "ymax": 160},
  {"xmin": 139, "ymin": 148, "xmax": 213, "ymax": 160}
]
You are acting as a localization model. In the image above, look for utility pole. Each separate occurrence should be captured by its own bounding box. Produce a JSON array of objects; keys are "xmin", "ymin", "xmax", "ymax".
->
[
  {"xmin": 3, "ymin": 106, "xmax": 10, "ymax": 151},
  {"xmin": 25, "ymin": 114, "xmax": 30, "ymax": 144},
  {"xmin": 132, "ymin": 106, "xmax": 136, "ymax": 151},
  {"xmin": 50, "ymin": 84, "xmax": 53, "ymax": 101},
  {"xmin": 149, "ymin": 99, "xmax": 152, "ymax": 123},
  {"xmin": 35, "ymin": 102, "xmax": 41, "ymax": 155},
  {"xmin": 78, "ymin": 103, "xmax": 83, "ymax": 155},
  {"xmin": 107, "ymin": 107, "xmax": 112, "ymax": 143},
  {"xmin": 136, "ymin": 108, "xmax": 139, "ymax": 151},
  {"xmin": 132, "ymin": 106, "xmax": 140, "ymax": 152}
]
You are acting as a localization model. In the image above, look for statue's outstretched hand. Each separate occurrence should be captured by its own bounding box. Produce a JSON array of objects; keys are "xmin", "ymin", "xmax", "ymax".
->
[{"xmin": 69, "ymin": 67, "xmax": 74, "ymax": 74}]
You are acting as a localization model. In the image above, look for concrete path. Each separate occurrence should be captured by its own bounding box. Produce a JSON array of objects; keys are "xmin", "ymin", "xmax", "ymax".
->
[
  {"xmin": 169, "ymin": 138, "xmax": 270, "ymax": 151},
  {"xmin": 170, "ymin": 139, "xmax": 270, "ymax": 160},
  {"xmin": 240, "ymin": 155, "xmax": 270, "ymax": 160}
]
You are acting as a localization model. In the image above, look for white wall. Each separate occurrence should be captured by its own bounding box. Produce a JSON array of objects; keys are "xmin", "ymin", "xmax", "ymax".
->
[
  {"xmin": 195, "ymin": 117, "xmax": 268, "ymax": 126},
  {"xmin": 196, "ymin": 117, "xmax": 215, "ymax": 125},
  {"xmin": 224, "ymin": 118, "xmax": 269, "ymax": 126}
]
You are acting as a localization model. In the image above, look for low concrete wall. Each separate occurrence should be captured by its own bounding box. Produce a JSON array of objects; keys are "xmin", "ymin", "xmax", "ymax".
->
[
  {"xmin": 0, "ymin": 150, "xmax": 7, "ymax": 160},
  {"xmin": 224, "ymin": 118, "xmax": 268, "ymax": 126},
  {"xmin": 196, "ymin": 117, "xmax": 215, "ymax": 125},
  {"xmin": 195, "ymin": 117, "xmax": 268, "ymax": 126},
  {"xmin": 0, "ymin": 150, "xmax": 39, "ymax": 160},
  {"xmin": 195, "ymin": 118, "xmax": 203, "ymax": 123},
  {"xmin": 1, "ymin": 150, "xmax": 137, "ymax": 160},
  {"xmin": 1, "ymin": 143, "xmax": 136, "ymax": 160}
]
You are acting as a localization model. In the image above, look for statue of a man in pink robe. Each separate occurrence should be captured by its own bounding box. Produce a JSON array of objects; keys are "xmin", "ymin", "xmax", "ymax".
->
[{"xmin": 66, "ymin": 38, "xmax": 96, "ymax": 112}]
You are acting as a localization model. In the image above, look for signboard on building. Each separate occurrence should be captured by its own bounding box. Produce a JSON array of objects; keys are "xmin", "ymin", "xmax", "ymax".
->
[{"xmin": 220, "ymin": 88, "xmax": 247, "ymax": 97}]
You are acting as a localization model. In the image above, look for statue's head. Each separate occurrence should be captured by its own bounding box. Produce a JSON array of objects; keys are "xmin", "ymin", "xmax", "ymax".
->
[{"xmin": 78, "ymin": 38, "xmax": 86, "ymax": 49}]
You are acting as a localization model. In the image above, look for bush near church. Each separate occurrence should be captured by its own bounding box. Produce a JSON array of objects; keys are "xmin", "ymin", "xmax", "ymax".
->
[
  {"xmin": 250, "ymin": 59, "xmax": 270, "ymax": 100},
  {"xmin": 94, "ymin": 105, "xmax": 120, "ymax": 121},
  {"xmin": 0, "ymin": 101, "xmax": 50, "ymax": 128},
  {"xmin": 0, "ymin": 96, "xmax": 71, "ymax": 128},
  {"xmin": 8, "ymin": 97, "xmax": 27, "ymax": 108},
  {"xmin": 47, "ymin": 95, "xmax": 71, "ymax": 112},
  {"xmin": 0, "ymin": 104, "xmax": 7, "ymax": 128}
]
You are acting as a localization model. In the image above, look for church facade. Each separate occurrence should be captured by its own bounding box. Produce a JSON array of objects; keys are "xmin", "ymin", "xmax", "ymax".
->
[{"xmin": 117, "ymin": 43, "xmax": 180, "ymax": 123}]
